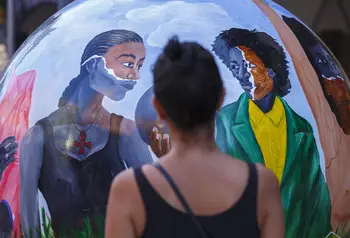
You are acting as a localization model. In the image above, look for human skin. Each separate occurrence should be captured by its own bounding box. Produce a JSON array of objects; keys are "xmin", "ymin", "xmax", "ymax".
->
[{"xmin": 253, "ymin": 0, "xmax": 350, "ymax": 230}]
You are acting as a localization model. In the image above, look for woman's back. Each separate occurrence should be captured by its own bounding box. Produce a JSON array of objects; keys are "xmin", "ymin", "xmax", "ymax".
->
[
  {"xmin": 105, "ymin": 36, "xmax": 284, "ymax": 238},
  {"xmin": 135, "ymin": 150, "xmax": 260, "ymax": 238}
]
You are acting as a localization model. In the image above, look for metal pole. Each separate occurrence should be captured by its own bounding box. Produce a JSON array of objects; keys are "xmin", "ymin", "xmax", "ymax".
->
[{"xmin": 6, "ymin": 0, "xmax": 14, "ymax": 57}]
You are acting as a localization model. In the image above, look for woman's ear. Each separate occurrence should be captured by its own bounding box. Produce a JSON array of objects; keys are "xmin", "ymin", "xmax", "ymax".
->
[{"xmin": 152, "ymin": 97, "xmax": 167, "ymax": 121}]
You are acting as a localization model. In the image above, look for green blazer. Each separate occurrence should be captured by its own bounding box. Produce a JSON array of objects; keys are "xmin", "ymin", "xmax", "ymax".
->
[{"xmin": 216, "ymin": 93, "xmax": 331, "ymax": 238}]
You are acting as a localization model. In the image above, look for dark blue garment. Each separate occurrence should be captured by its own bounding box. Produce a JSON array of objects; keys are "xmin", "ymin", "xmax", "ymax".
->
[{"xmin": 36, "ymin": 114, "xmax": 125, "ymax": 236}]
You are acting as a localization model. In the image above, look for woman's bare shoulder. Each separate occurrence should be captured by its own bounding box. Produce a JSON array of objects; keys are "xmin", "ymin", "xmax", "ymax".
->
[
  {"xmin": 215, "ymin": 154, "xmax": 279, "ymax": 192},
  {"xmin": 254, "ymin": 163, "xmax": 280, "ymax": 204},
  {"xmin": 255, "ymin": 163, "xmax": 279, "ymax": 189},
  {"xmin": 110, "ymin": 169, "xmax": 140, "ymax": 198}
]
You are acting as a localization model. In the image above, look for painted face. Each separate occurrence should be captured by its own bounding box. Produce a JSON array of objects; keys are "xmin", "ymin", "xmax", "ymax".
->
[
  {"xmin": 228, "ymin": 47, "xmax": 253, "ymax": 93},
  {"xmin": 87, "ymin": 42, "xmax": 146, "ymax": 101},
  {"xmin": 104, "ymin": 42, "xmax": 146, "ymax": 80},
  {"xmin": 310, "ymin": 44, "xmax": 342, "ymax": 80},
  {"xmin": 228, "ymin": 46, "xmax": 273, "ymax": 100}
]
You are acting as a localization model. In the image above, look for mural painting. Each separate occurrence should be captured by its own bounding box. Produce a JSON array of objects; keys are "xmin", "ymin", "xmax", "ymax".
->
[
  {"xmin": 282, "ymin": 16, "xmax": 350, "ymax": 136},
  {"xmin": 282, "ymin": 16, "xmax": 350, "ymax": 232},
  {"xmin": 212, "ymin": 28, "xmax": 331, "ymax": 237},
  {"xmin": 255, "ymin": 0, "xmax": 350, "ymax": 232},
  {"xmin": 18, "ymin": 29, "xmax": 170, "ymax": 237},
  {"xmin": 0, "ymin": 0, "xmax": 348, "ymax": 237}
]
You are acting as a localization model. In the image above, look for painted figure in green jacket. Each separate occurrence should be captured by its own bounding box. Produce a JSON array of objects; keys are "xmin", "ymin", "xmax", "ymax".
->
[{"xmin": 212, "ymin": 28, "xmax": 331, "ymax": 238}]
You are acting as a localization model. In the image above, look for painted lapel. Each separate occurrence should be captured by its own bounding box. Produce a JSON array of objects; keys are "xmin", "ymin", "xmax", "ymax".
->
[
  {"xmin": 280, "ymin": 97, "xmax": 305, "ymax": 187},
  {"xmin": 230, "ymin": 94, "xmax": 264, "ymax": 164}
]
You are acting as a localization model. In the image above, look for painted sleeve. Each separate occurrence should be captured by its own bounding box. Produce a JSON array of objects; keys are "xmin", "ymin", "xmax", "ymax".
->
[
  {"xmin": 20, "ymin": 125, "xmax": 44, "ymax": 238},
  {"xmin": 118, "ymin": 119, "xmax": 154, "ymax": 168},
  {"xmin": 215, "ymin": 113, "xmax": 230, "ymax": 154}
]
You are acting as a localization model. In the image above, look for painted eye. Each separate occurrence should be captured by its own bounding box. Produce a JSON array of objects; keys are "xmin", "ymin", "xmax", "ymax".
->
[
  {"xmin": 248, "ymin": 63, "xmax": 256, "ymax": 68},
  {"xmin": 230, "ymin": 64, "xmax": 238, "ymax": 70},
  {"xmin": 317, "ymin": 58, "xmax": 326, "ymax": 64},
  {"xmin": 137, "ymin": 64, "xmax": 143, "ymax": 70},
  {"xmin": 123, "ymin": 62, "xmax": 134, "ymax": 68}
]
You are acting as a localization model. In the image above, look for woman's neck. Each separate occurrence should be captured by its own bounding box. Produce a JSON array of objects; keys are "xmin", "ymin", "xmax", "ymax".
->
[
  {"xmin": 66, "ymin": 74, "xmax": 104, "ymax": 123},
  {"xmin": 169, "ymin": 125, "xmax": 218, "ymax": 156}
]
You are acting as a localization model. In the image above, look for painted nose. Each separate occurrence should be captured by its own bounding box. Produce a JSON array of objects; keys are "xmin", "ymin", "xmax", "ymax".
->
[
  {"xmin": 128, "ymin": 69, "xmax": 140, "ymax": 80},
  {"xmin": 134, "ymin": 70, "xmax": 140, "ymax": 80},
  {"xmin": 238, "ymin": 67, "xmax": 250, "ymax": 80},
  {"xmin": 238, "ymin": 67, "xmax": 245, "ymax": 79}
]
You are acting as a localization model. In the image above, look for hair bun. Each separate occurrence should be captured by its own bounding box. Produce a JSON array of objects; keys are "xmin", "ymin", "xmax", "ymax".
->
[{"xmin": 163, "ymin": 35, "xmax": 183, "ymax": 61}]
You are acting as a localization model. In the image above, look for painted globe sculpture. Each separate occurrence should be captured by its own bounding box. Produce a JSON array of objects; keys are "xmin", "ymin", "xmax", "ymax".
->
[{"xmin": 0, "ymin": 0, "xmax": 349, "ymax": 237}]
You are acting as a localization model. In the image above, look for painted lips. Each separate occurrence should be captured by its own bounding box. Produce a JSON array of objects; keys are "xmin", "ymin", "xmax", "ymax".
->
[
  {"xmin": 240, "ymin": 81, "xmax": 253, "ymax": 91},
  {"xmin": 120, "ymin": 81, "xmax": 137, "ymax": 90}
]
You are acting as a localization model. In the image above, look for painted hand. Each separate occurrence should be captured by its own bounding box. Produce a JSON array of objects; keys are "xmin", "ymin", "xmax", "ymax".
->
[
  {"xmin": 150, "ymin": 127, "xmax": 170, "ymax": 158},
  {"xmin": 0, "ymin": 136, "xmax": 18, "ymax": 180}
]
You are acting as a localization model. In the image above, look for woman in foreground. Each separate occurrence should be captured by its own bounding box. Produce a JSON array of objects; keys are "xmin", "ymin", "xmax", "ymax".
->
[{"xmin": 105, "ymin": 36, "xmax": 285, "ymax": 238}]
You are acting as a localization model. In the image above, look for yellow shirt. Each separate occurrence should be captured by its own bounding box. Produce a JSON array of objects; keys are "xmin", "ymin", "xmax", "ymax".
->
[{"xmin": 248, "ymin": 97, "xmax": 287, "ymax": 184}]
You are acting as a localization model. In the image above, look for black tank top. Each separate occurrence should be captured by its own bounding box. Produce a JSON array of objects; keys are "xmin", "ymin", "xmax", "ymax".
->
[
  {"xmin": 134, "ymin": 162, "xmax": 260, "ymax": 238},
  {"xmin": 36, "ymin": 114, "xmax": 126, "ymax": 236}
]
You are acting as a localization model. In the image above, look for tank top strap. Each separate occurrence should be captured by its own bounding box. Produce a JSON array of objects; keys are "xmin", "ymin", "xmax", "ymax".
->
[
  {"xmin": 134, "ymin": 167, "xmax": 163, "ymax": 212},
  {"xmin": 238, "ymin": 162, "xmax": 258, "ymax": 214},
  {"xmin": 246, "ymin": 162, "xmax": 258, "ymax": 193}
]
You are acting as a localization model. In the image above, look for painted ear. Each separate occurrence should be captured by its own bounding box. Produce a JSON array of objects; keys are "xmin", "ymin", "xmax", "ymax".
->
[
  {"xmin": 85, "ymin": 57, "xmax": 100, "ymax": 73},
  {"xmin": 268, "ymin": 68, "xmax": 276, "ymax": 78}
]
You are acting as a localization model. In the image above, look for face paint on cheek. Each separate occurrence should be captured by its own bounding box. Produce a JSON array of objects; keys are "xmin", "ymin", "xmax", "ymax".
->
[
  {"xmin": 84, "ymin": 55, "xmax": 138, "ymax": 101},
  {"xmin": 239, "ymin": 47, "xmax": 273, "ymax": 100},
  {"xmin": 105, "ymin": 67, "xmax": 131, "ymax": 81},
  {"xmin": 247, "ymin": 68, "xmax": 257, "ymax": 99},
  {"xmin": 251, "ymin": 68, "xmax": 273, "ymax": 100},
  {"xmin": 99, "ymin": 58, "xmax": 138, "ymax": 88},
  {"xmin": 103, "ymin": 66, "xmax": 137, "ymax": 92}
]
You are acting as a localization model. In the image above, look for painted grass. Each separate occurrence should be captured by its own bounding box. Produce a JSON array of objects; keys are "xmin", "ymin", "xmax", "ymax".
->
[{"xmin": 19, "ymin": 208, "xmax": 105, "ymax": 238}]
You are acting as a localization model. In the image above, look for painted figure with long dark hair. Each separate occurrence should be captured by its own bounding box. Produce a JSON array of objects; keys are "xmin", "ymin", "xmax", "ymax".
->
[
  {"xmin": 212, "ymin": 28, "xmax": 331, "ymax": 238},
  {"xmin": 20, "ymin": 30, "xmax": 163, "ymax": 237}
]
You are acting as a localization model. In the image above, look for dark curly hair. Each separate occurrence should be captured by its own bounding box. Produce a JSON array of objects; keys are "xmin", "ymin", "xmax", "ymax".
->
[{"xmin": 212, "ymin": 28, "xmax": 291, "ymax": 97}]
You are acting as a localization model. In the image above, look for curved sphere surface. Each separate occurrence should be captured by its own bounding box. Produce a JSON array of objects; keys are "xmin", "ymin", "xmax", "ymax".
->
[{"xmin": 0, "ymin": 0, "xmax": 349, "ymax": 237}]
